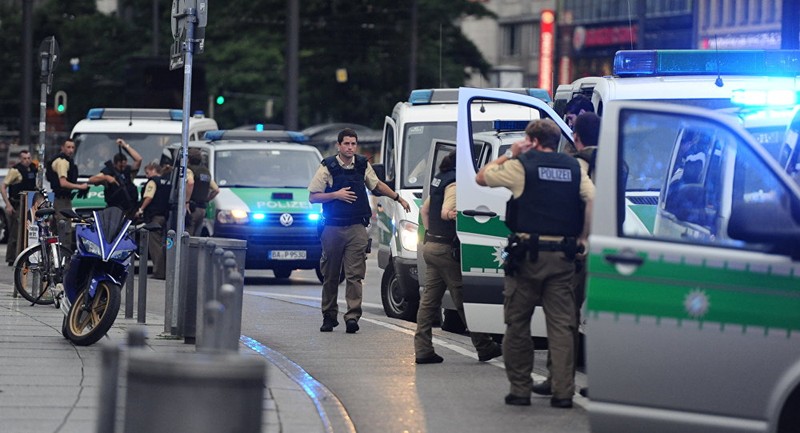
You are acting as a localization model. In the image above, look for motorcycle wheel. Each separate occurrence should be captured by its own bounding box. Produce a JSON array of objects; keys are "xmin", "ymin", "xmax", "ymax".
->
[
  {"xmin": 14, "ymin": 244, "xmax": 71, "ymax": 305},
  {"xmin": 65, "ymin": 281, "xmax": 121, "ymax": 346}
]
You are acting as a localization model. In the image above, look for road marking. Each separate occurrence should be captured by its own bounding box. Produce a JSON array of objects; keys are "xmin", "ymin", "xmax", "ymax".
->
[{"xmin": 244, "ymin": 290, "xmax": 588, "ymax": 409}]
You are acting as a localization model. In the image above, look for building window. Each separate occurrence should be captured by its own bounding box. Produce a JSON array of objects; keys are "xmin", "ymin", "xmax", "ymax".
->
[
  {"xmin": 503, "ymin": 23, "xmax": 521, "ymax": 57},
  {"xmin": 728, "ymin": 0, "xmax": 736, "ymax": 26},
  {"xmin": 740, "ymin": 0, "xmax": 749, "ymax": 24}
]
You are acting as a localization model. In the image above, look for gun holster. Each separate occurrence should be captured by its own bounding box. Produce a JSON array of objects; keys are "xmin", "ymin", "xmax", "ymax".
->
[{"xmin": 562, "ymin": 237, "xmax": 578, "ymax": 260}]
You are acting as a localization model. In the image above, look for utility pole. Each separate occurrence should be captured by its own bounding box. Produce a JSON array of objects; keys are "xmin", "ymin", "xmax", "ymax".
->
[
  {"xmin": 37, "ymin": 37, "xmax": 58, "ymax": 190},
  {"xmin": 285, "ymin": 0, "xmax": 299, "ymax": 130},
  {"xmin": 21, "ymin": 0, "xmax": 33, "ymax": 150},
  {"xmin": 409, "ymin": 0, "xmax": 418, "ymax": 92}
]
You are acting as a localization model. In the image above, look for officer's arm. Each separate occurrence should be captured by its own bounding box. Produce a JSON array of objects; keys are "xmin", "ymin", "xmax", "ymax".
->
[
  {"xmin": 119, "ymin": 140, "xmax": 143, "ymax": 172},
  {"xmin": 88, "ymin": 172, "xmax": 108, "ymax": 185},
  {"xmin": 420, "ymin": 197, "xmax": 430, "ymax": 229},
  {"xmin": 206, "ymin": 180, "xmax": 220, "ymax": 201},
  {"xmin": 374, "ymin": 181, "xmax": 411, "ymax": 212},
  {"xmin": 185, "ymin": 169, "xmax": 194, "ymax": 204},
  {"xmin": 309, "ymin": 190, "xmax": 346, "ymax": 204},
  {"xmin": 0, "ymin": 182, "xmax": 10, "ymax": 211}
]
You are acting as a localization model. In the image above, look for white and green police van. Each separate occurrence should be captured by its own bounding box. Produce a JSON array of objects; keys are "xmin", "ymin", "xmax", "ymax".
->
[
  {"xmin": 179, "ymin": 130, "xmax": 325, "ymax": 280},
  {"xmin": 372, "ymin": 87, "xmax": 553, "ymax": 325},
  {"xmin": 70, "ymin": 108, "xmax": 218, "ymax": 213},
  {"xmin": 554, "ymin": 49, "xmax": 800, "ymax": 235},
  {"xmin": 458, "ymin": 88, "xmax": 800, "ymax": 432}
]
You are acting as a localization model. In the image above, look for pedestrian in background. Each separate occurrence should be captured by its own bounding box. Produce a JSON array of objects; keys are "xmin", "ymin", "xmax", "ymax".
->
[
  {"xmin": 185, "ymin": 148, "xmax": 219, "ymax": 236},
  {"xmin": 309, "ymin": 128, "xmax": 410, "ymax": 334},
  {"xmin": 414, "ymin": 151, "xmax": 502, "ymax": 364},
  {"xmin": 88, "ymin": 138, "xmax": 142, "ymax": 214},
  {"xmin": 46, "ymin": 139, "xmax": 89, "ymax": 250},
  {"xmin": 563, "ymin": 94, "xmax": 595, "ymax": 130},
  {"xmin": 2, "ymin": 150, "xmax": 37, "ymax": 265},
  {"xmin": 477, "ymin": 118, "xmax": 594, "ymax": 408},
  {"xmin": 136, "ymin": 162, "xmax": 171, "ymax": 280}
]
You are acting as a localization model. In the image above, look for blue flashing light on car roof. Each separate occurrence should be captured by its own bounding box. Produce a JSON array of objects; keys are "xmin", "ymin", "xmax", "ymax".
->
[
  {"xmin": 492, "ymin": 120, "xmax": 530, "ymax": 132},
  {"xmin": 613, "ymin": 50, "xmax": 800, "ymax": 78},
  {"xmin": 204, "ymin": 130, "xmax": 309, "ymax": 143},
  {"xmin": 87, "ymin": 108, "xmax": 105, "ymax": 119},
  {"xmin": 731, "ymin": 89, "xmax": 798, "ymax": 107},
  {"xmin": 409, "ymin": 89, "xmax": 434, "ymax": 105},
  {"xmin": 526, "ymin": 88, "xmax": 552, "ymax": 103},
  {"xmin": 255, "ymin": 123, "xmax": 264, "ymax": 132},
  {"xmin": 169, "ymin": 109, "xmax": 183, "ymax": 121}
]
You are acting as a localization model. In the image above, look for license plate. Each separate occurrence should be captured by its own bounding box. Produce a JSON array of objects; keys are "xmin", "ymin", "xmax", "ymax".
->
[{"xmin": 270, "ymin": 250, "xmax": 306, "ymax": 260}]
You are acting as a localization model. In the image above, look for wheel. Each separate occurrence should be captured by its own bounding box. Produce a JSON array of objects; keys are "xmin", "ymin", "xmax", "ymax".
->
[
  {"xmin": 273, "ymin": 267, "xmax": 292, "ymax": 279},
  {"xmin": 61, "ymin": 316, "xmax": 69, "ymax": 339},
  {"xmin": 14, "ymin": 244, "xmax": 71, "ymax": 305},
  {"xmin": 315, "ymin": 264, "xmax": 346, "ymax": 284},
  {"xmin": 380, "ymin": 263, "xmax": 419, "ymax": 321},
  {"xmin": 441, "ymin": 308, "xmax": 468, "ymax": 335},
  {"xmin": 65, "ymin": 281, "xmax": 121, "ymax": 346}
]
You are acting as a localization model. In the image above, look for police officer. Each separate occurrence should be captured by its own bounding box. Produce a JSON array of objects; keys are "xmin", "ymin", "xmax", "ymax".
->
[
  {"xmin": 2, "ymin": 150, "xmax": 37, "ymax": 265},
  {"xmin": 88, "ymin": 138, "xmax": 142, "ymax": 213},
  {"xmin": 136, "ymin": 162, "xmax": 171, "ymax": 280},
  {"xmin": 476, "ymin": 118, "xmax": 594, "ymax": 407},
  {"xmin": 563, "ymin": 94, "xmax": 595, "ymax": 130},
  {"xmin": 309, "ymin": 128, "xmax": 410, "ymax": 334},
  {"xmin": 185, "ymin": 148, "xmax": 219, "ymax": 236},
  {"xmin": 47, "ymin": 140, "xmax": 90, "ymax": 250},
  {"xmin": 414, "ymin": 151, "xmax": 502, "ymax": 364}
]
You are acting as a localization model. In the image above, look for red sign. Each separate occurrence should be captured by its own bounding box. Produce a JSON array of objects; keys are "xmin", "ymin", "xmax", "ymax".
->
[
  {"xmin": 539, "ymin": 10, "xmax": 555, "ymax": 95},
  {"xmin": 574, "ymin": 24, "xmax": 637, "ymax": 50}
]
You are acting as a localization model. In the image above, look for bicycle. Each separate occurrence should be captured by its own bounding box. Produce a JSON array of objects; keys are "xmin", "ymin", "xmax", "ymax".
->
[{"xmin": 12, "ymin": 191, "xmax": 72, "ymax": 307}]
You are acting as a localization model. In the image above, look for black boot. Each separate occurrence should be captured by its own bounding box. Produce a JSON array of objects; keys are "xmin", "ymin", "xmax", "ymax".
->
[{"xmin": 320, "ymin": 314, "xmax": 339, "ymax": 332}]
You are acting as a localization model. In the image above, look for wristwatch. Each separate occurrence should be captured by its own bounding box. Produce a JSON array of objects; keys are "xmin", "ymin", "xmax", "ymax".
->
[{"xmin": 503, "ymin": 149, "xmax": 514, "ymax": 159}]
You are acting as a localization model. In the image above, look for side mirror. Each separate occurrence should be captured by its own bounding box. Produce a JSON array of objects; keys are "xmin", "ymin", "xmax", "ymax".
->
[
  {"xmin": 728, "ymin": 201, "xmax": 800, "ymax": 259},
  {"xmin": 372, "ymin": 163, "xmax": 394, "ymax": 192},
  {"xmin": 58, "ymin": 208, "xmax": 80, "ymax": 219}
]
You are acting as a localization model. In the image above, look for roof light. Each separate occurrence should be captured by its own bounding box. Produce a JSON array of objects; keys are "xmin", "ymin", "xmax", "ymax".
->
[
  {"xmin": 87, "ymin": 108, "xmax": 105, "ymax": 119},
  {"xmin": 526, "ymin": 88, "xmax": 552, "ymax": 103},
  {"xmin": 492, "ymin": 120, "xmax": 530, "ymax": 132},
  {"xmin": 731, "ymin": 89, "xmax": 798, "ymax": 107},
  {"xmin": 613, "ymin": 50, "xmax": 800, "ymax": 77},
  {"xmin": 169, "ymin": 109, "xmax": 183, "ymax": 121},
  {"xmin": 255, "ymin": 123, "xmax": 264, "ymax": 131},
  {"xmin": 203, "ymin": 130, "xmax": 309, "ymax": 143},
  {"xmin": 409, "ymin": 89, "xmax": 434, "ymax": 105}
]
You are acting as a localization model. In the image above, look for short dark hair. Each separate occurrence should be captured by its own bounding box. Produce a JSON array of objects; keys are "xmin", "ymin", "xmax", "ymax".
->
[
  {"xmin": 145, "ymin": 162, "xmax": 161, "ymax": 174},
  {"xmin": 337, "ymin": 128, "xmax": 358, "ymax": 144},
  {"xmin": 113, "ymin": 153, "xmax": 128, "ymax": 164},
  {"xmin": 188, "ymin": 148, "xmax": 202, "ymax": 165},
  {"xmin": 525, "ymin": 119, "xmax": 562, "ymax": 151},
  {"xmin": 565, "ymin": 94, "xmax": 594, "ymax": 115},
  {"xmin": 573, "ymin": 112, "xmax": 601, "ymax": 147},
  {"xmin": 18, "ymin": 150, "xmax": 30, "ymax": 157},
  {"xmin": 439, "ymin": 151, "xmax": 456, "ymax": 172}
]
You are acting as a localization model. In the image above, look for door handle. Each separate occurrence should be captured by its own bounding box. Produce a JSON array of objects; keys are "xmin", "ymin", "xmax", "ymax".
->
[
  {"xmin": 463, "ymin": 209, "xmax": 497, "ymax": 218},
  {"xmin": 604, "ymin": 253, "xmax": 644, "ymax": 266}
]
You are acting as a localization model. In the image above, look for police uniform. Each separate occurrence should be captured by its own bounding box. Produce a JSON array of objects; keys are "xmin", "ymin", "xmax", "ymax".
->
[
  {"xmin": 140, "ymin": 174, "xmax": 172, "ymax": 279},
  {"xmin": 100, "ymin": 162, "xmax": 138, "ymax": 212},
  {"xmin": 414, "ymin": 169, "xmax": 500, "ymax": 362},
  {"xmin": 483, "ymin": 148, "xmax": 594, "ymax": 402},
  {"xmin": 186, "ymin": 165, "xmax": 218, "ymax": 236},
  {"xmin": 47, "ymin": 152, "xmax": 80, "ymax": 249},
  {"xmin": 307, "ymin": 154, "xmax": 375, "ymax": 329},
  {"xmin": 3, "ymin": 162, "xmax": 37, "ymax": 264}
]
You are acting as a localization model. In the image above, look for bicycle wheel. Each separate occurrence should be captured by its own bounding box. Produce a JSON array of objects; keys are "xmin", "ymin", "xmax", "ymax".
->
[
  {"xmin": 65, "ymin": 281, "xmax": 121, "ymax": 346},
  {"xmin": 14, "ymin": 244, "xmax": 71, "ymax": 305}
]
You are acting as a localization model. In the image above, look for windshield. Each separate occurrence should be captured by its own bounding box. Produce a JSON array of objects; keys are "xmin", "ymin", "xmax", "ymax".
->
[
  {"xmin": 214, "ymin": 148, "xmax": 320, "ymax": 188},
  {"xmin": 73, "ymin": 133, "xmax": 179, "ymax": 177}
]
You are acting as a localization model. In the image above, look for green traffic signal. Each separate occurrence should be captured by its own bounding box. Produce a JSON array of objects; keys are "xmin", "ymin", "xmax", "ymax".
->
[
  {"xmin": 216, "ymin": 95, "xmax": 225, "ymax": 105},
  {"xmin": 57, "ymin": 104, "xmax": 65, "ymax": 113}
]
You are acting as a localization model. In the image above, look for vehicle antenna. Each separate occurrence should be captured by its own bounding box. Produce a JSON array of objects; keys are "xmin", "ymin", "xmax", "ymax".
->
[{"xmin": 714, "ymin": 35, "xmax": 724, "ymax": 88}]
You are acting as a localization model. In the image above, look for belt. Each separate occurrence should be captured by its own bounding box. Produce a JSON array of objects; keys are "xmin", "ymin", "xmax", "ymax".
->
[
  {"xmin": 538, "ymin": 241, "xmax": 566, "ymax": 252},
  {"xmin": 424, "ymin": 233, "xmax": 451, "ymax": 245},
  {"xmin": 325, "ymin": 217, "xmax": 366, "ymax": 227},
  {"xmin": 515, "ymin": 233, "xmax": 565, "ymax": 242}
]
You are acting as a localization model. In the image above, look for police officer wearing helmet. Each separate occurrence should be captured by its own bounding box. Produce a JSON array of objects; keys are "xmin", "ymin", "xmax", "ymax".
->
[
  {"xmin": 2, "ymin": 150, "xmax": 37, "ymax": 265},
  {"xmin": 185, "ymin": 148, "xmax": 219, "ymax": 236},
  {"xmin": 309, "ymin": 128, "xmax": 410, "ymax": 334},
  {"xmin": 477, "ymin": 118, "xmax": 594, "ymax": 408},
  {"xmin": 414, "ymin": 151, "xmax": 502, "ymax": 364},
  {"xmin": 136, "ymin": 162, "xmax": 172, "ymax": 280},
  {"xmin": 47, "ymin": 139, "xmax": 90, "ymax": 250}
]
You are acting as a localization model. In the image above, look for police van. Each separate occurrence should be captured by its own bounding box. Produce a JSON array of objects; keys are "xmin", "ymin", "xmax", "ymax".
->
[
  {"xmin": 457, "ymin": 89, "xmax": 800, "ymax": 433},
  {"xmin": 69, "ymin": 108, "xmax": 218, "ymax": 213},
  {"xmin": 779, "ymin": 104, "xmax": 800, "ymax": 185},
  {"xmin": 554, "ymin": 50, "xmax": 800, "ymax": 234},
  {"xmin": 176, "ymin": 130, "xmax": 325, "ymax": 280},
  {"xmin": 373, "ymin": 87, "xmax": 554, "ymax": 323}
]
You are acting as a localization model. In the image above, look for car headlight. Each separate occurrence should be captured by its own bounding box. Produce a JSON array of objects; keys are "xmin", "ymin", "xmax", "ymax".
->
[
  {"xmin": 80, "ymin": 237, "xmax": 102, "ymax": 256},
  {"xmin": 217, "ymin": 209, "xmax": 249, "ymax": 224},
  {"xmin": 110, "ymin": 249, "xmax": 134, "ymax": 261},
  {"xmin": 397, "ymin": 219, "xmax": 418, "ymax": 252}
]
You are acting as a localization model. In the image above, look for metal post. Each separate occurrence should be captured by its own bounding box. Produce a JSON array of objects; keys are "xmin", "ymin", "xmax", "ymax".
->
[
  {"xmin": 125, "ymin": 265, "xmax": 134, "ymax": 319},
  {"xmin": 37, "ymin": 81, "xmax": 47, "ymax": 190},
  {"xmin": 128, "ymin": 326, "xmax": 147, "ymax": 348},
  {"xmin": 95, "ymin": 344, "xmax": 120, "ymax": 433},
  {"xmin": 137, "ymin": 230, "xmax": 149, "ymax": 324},
  {"xmin": 199, "ymin": 300, "xmax": 224, "ymax": 352},
  {"xmin": 164, "ymin": 229, "xmax": 176, "ymax": 333}
]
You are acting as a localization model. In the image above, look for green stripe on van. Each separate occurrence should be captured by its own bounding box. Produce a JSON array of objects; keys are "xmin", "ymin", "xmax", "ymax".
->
[{"xmin": 629, "ymin": 204, "xmax": 656, "ymax": 233}]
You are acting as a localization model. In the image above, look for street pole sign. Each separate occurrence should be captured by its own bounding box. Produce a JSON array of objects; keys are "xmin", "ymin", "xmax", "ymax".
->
[{"xmin": 37, "ymin": 36, "xmax": 59, "ymax": 190}]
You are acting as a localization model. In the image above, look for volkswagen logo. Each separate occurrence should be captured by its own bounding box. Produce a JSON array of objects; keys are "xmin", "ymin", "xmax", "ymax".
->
[{"xmin": 279, "ymin": 213, "xmax": 294, "ymax": 227}]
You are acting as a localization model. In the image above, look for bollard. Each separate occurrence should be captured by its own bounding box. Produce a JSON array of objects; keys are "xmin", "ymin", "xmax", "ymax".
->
[
  {"xmin": 212, "ymin": 247, "xmax": 224, "ymax": 301},
  {"xmin": 125, "ymin": 266, "xmax": 134, "ymax": 319},
  {"xmin": 164, "ymin": 230, "xmax": 176, "ymax": 334},
  {"xmin": 137, "ymin": 230, "xmax": 149, "ymax": 324},
  {"xmin": 195, "ymin": 241, "xmax": 216, "ymax": 348},
  {"xmin": 198, "ymin": 300, "xmax": 225, "ymax": 353},
  {"xmin": 123, "ymin": 352, "xmax": 265, "ymax": 433},
  {"xmin": 128, "ymin": 326, "xmax": 147, "ymax": 348},
  {"xmin": 95, "ymin": 343, "xmax": 120, "ymax": 433},
  {"xmin": 182, "ymin": 237, "xmax": 208, "ymax": 344},
  {"xmin": 175, "ymin": 233, "xmax": 189, "ymax": 337},
  {"xmin": 218, "ymin": 280, "xmax": 243, "ymax": 352}
]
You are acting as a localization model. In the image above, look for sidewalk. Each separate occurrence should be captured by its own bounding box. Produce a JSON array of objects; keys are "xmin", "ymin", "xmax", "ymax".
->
[{"xmin": 0, "ymin": 277, "xmax": 327, "ymax": 433}]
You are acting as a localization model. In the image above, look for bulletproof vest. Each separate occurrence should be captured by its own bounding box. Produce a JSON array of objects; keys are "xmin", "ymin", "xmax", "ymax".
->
[
  {"xmin": 102, "ymin": 163, "xmax": 138, "ymax": 211},
  {"xmin": 47, "ymin": 153, "xmax": 78, "ymax": 199},
  {"xmin": 427, "ymin": 169, "xmax": 456, "ymax": 240},
  {"xmin": 505, "ymin": 151, "xmax": 583, "ymax": 236},
  {"xmin": 8, "ymin": 163, "xmax": 38, "ymax": 204},
  {"xmin": 144, "ymin": 175, "xmax": 172, "ymax": 219},
  {"xmin": 189, "ymin": 164, "xmax": 212, "ymax": 206},
  {"xmin": 321, "ymin": 155, "xmax": 371, "ymax": 223},
  {"xmin": 575, "ymin": 147, "xmax": 597, "ymax": 181}
]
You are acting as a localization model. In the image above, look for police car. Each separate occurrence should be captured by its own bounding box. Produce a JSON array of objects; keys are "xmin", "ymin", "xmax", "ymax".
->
[
  {"xmin": 173, "ymin": 130, "xmax": 324, "ymax": 279},
  {"xmin": 459, "ymin": 87, "xmax": 800, "ymax": 432}
]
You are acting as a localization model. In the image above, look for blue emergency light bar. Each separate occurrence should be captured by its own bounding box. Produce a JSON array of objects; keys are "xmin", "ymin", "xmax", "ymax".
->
[
  {"xmin": 492, "ymin": 120, "xmax": 530, "ymax": 132},
  {"xmin": 613, "ymin": 50, "xmax": 800, "ymax": 77},
  {"xmin": 731, "ymin": 89, "xmax": 798, "ymax": 107},
  {"xmin": 204, "ymin": 130, "xmax": 308, "ymax": 143},
  {"xmin": 86, "ymin": 108, "xmax": 184, "ymax": 121},
  {"xmin": 409, "ymin": 88, "xmax": 552, "ymax": 105}
]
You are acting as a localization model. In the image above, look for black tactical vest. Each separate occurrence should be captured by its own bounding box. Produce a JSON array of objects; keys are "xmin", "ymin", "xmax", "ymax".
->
[
  {"xmin": 8, "ymin": 163, "xmax": 38, "ymax": 205},
  {"xmin": 505, "ymin": 151, "xmax": 583, "ymax": 236},
  {"xmin": 427, "ymin": 169, "xmax": 456, "ymax": 241},
  {"xmin": 322, "ymin": 155, "xmax": 371, "ymax": 225},
  {"xmin": 143, "ymin": 175, "xmax": 172, "ymax": 219},
  {"xmin": 101, "ymin": 163, "xmax": 138, "ymax": 211},
  {"xmin": 575, "ymin": 146, "xmax": 597, "ymax": 180},
  {"xmin": 47, "ymin": 153, "xmax": 78, "ymax": 199},
  {"xmin": 188, "ymin": 164, "xmax": 212, "ymax": 207}
]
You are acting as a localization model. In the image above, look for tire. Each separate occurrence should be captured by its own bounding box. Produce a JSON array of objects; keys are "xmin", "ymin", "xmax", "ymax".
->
[
  {"xmin": 315, "ymin": 264, "xmax": 346, "ymax": 284},
  {"xmin": 65, "ymin": 281, "xmax": 121, "ymax": 346},
  {"xmin": 380, "ymin": 263, "xmax": 419, "ymax": 321},
  {"xmin": 441, "ymin": 308, "xmax": 468, "ymax": 335},
  {"xmin": 273, "ymin": 267, "xmax": 292, "ymax": 279},
  {"xmin": 14, "ymin": 244, "xmax": 71, "ymax": 305},
  {"xmin": 61, "ymin": 316, "xmax": 69, "ymax": 339}
]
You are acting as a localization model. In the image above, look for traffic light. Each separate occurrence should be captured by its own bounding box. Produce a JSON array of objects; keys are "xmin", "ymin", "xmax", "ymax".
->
[
  {"xmin": 216, "ymin": 95, "xmax": 225, "ymax": 105},
  {"xmin": 54, "ymin": 90, "xmax": 67, "ymax": 114}
]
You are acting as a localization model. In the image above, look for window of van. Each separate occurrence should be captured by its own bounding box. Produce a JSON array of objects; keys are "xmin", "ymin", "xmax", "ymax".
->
[{"xmin": 73, "ymin": 133, "xmax": 180, "ymax": 178}]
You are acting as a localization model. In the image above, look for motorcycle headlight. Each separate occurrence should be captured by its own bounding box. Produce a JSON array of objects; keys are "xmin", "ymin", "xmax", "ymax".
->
[
  {"xmin": 110, "ymin": 249, "xmax": 134, "ymax": 261},
  {"xmin": 80, "ymin": 237, "xmax": 102, "ymax": 256},
  {"xmin": 398, "ymin": 219, "xmax": 418, "ymax": 252},
  {"xmin": 217, "ymin": 209, "xmax": 249, "ymax": 224}
]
